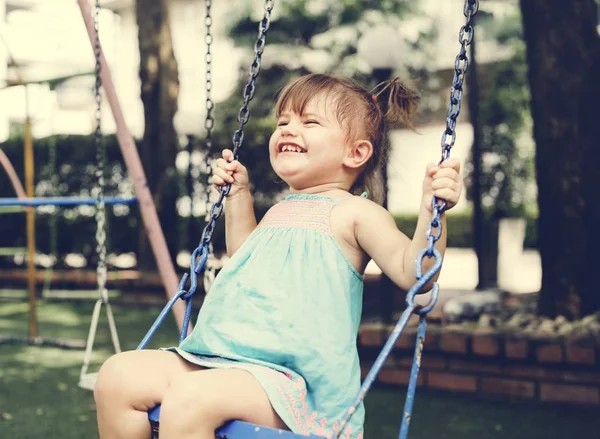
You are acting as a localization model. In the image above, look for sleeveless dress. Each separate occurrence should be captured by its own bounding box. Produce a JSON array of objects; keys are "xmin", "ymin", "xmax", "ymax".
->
[{"xmin": 169, "ymin": 193, "xmax": 365, "ymax": 439}]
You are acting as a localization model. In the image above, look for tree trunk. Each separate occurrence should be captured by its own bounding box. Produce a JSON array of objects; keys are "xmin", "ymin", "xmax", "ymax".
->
[
  {"xmin": 135, "ymin": 0, "xmax": 180, "ymax": 269},
  {"xmin": 520, "ymin": 0, "xmax": 600, "ymax": 319}
]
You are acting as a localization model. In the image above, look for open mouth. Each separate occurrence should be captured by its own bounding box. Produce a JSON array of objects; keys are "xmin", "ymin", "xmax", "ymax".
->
[{"xmin": 278, "ymin": 143, "xmax": 306, "ymax": 153}]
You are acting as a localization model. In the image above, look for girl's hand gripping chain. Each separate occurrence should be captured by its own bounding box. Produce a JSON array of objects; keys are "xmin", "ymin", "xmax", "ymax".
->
[
  {"xmin": 421, "ymin": 158, "xmax": 463, "ymax": 212},
  {"xmin": 212, "ymin": 149, "xmax": 250, "ymax": 198}
]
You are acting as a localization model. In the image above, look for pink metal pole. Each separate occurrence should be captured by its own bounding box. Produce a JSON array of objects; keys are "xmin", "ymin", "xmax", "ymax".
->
[
  {"xmin": 0, "ymin": 148, "xmax": 27, "ymax": 199},
  {"xmin": 78, "ymin": 0, "xmax": 187, "ymax": 332}
]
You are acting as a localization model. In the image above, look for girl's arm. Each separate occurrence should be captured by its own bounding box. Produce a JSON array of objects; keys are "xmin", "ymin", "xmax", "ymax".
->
[
  {"xmin": 211, "ymin": 149, "xmax": 257, "ymax": 257},
  {"xmin": 224, "ymin": 190, "xmax": 257, "ymax": 257},
  {"xmin": 355, "ymin": 201, "xmax": 446, "ymax": 292},
  {"xmin": 355, "ymin": 159, "xmax": 461, "ymax": 292}
]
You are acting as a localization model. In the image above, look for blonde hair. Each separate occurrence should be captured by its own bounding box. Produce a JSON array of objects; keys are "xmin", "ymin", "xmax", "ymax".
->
[{"xmin": 274, "ymin": 73, "xmax": 419, "ymax": 204}]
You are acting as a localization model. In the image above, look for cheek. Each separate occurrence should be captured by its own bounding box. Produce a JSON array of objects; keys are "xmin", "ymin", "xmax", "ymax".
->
[{"xmin": 268, "ymin": 132, "xmax": 278, "ymax": 152}]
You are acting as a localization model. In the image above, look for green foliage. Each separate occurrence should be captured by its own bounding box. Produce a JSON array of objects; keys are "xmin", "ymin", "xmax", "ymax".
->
[
  {"xmin": 465, "ymin": 8, "xmax": 535, "ymax": 218},
  {"xmin": 0, "ymin": 135, "xmax": 133, "ymax": 261},
  {"xmin": 393, "ymin": 211, "xmax": 538, "ymax": 249},
  {"xmin": 0, "ymin": 135, "xmax": 227, "ymax": 267}
]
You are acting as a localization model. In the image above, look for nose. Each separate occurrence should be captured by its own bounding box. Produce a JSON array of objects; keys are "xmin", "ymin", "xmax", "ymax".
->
[{"xmin": 280, "ymin": 122, "xmax": 298, "ymax": 137}]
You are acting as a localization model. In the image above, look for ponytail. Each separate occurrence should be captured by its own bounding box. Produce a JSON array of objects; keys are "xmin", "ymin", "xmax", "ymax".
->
[{"xmin": 351, "ymin": 78, "xmax": 419, "ymax": 204}]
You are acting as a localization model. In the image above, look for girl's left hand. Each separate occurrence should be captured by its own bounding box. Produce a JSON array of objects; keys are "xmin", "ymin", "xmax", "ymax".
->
[{"xmin": 421, "ymin": 158, "xmax": 463, "ymax": 212}]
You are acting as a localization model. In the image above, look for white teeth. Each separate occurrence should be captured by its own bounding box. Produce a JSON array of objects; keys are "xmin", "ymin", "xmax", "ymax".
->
[{"xmin": 281, "ymin": 144, "xmax": 304, "ymax": 153}]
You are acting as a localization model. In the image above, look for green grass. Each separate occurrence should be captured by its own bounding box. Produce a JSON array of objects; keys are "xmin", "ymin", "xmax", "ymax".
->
[{"xmin": 1, "ymin": 300, "xmax": 598, "ymax": 439}]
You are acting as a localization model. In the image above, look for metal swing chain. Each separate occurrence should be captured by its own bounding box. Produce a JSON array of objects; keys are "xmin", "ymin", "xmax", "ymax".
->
[
  {"xmin": 93, "ymin": 0, "xmax": 108, "ymax": 305},
  {"xmin": 137, "ymin": 0, "xmax": 276, "ymax": 348},
  {"xmin": 334, "ymin": 2, "xmax": 479, "ymax": 438},
  {"xmin": 81, "ymin": 0, "xmax": 123, "ymax": 387},
  {"xmin": 42, "ymin": 137, "xmax": 58, "ymax": 295},
  {"xmin": 204, "ymin": 0, "xmax": 214, "ymax": 202},
  {"xmin": 89, "ymin": 0, "xmax": 121, "ymax": 362},
  {"xmin": 203, "ymin": 0, "xmax": 216, "ymax": 292},
  {"xmin": 195, "ymin": 0, "xmax": 273, "ymax": 264},
  {"xmin": 428, "ymin": 0, "xmax": 479, "ymax": 251}
]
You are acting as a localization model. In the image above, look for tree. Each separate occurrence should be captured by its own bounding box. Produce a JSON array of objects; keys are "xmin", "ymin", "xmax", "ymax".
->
[
  {"xmin": 473, "ymin": 11, "xmax": 533, "ymax": 220},
  {"xmin": 520, "ymin": 0, "xmax": 600, "ymax": 319},
  {"xmin": 135, "ymin": 0, "xmax": 180, "ymax": 268}
]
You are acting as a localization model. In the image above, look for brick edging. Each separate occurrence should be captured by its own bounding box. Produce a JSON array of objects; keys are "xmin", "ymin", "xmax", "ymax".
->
[{"xmin": 358, "ymin": 322, "xmax": 600, "ymax": 406}]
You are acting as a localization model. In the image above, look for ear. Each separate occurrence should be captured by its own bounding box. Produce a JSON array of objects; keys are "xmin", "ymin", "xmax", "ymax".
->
[{"xmin": 344, "ymin": 139, "xmax": 373, "ymax": 169}]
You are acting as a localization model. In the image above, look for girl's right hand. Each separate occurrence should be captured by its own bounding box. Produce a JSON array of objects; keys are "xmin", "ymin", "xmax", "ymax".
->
[{"xmin": 211, "ymin": 149, "xmax": 250, "ymax": 197}]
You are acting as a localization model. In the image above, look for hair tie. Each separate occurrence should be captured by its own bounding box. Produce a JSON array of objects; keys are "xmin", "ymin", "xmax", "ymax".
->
[{"xmin": 371, "ymin": 94, "xmax": 378, "ymax": 103}]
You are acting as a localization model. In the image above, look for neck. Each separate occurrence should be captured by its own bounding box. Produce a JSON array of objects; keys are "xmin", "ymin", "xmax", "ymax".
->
[{"xmin": 288, "ymin": 182, "xmax": 351, "ymax": 197}]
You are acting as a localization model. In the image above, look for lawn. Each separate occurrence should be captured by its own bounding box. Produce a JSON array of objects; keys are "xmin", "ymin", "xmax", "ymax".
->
[{"xmin": 0, "ymin": 299, "xmax": 598, "ymax": 439}]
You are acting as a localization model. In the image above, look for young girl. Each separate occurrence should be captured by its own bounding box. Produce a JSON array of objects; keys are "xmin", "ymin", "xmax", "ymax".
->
[{"xmin": 94, "ymin": 73, "xmax": 463, "ymax": 439}]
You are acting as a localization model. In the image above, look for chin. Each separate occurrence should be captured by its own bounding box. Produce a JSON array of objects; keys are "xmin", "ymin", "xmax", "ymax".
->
[
  {"xmin": 272, "ymin": 161, "xmax": 305, "ymax": 180},
  {"xmin": 272, "ymin": 169, "xmax": 310, "ymax": 190}
]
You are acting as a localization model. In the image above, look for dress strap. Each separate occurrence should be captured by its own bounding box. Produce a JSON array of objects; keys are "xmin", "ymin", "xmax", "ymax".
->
[{"xmin": 332, "ymin": 191, "xmax": 368, "ymax": 205}]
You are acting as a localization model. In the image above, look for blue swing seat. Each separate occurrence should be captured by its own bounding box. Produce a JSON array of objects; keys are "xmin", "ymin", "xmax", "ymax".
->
[{"xmin": 148, "ymin": 405, "xmax": 327, "ymax": 439}]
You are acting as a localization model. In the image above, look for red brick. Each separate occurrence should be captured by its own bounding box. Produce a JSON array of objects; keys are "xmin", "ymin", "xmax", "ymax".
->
[
  {"xmin": 421, "ymin": 356, "xmax": 447, "ymax": 370},
  {"xmin": 472, "ymin": 332, "xmax": 500, "ymax": 356},
  {"xmin": 359, "ymin": 324, "xmax": 383, "ymax": 347},
  {"xmin": 378, "ymin": 368, "xmax": 424, "ymax": 386},
  {"xmin": 360, "ymin": 362, "xmax": 374, "ymax": 379},
  {"xmin": 423, "ymin": 327, "xmax": 440, "ymax": 349},
  {"xmin": 427, "ymin": 372, "xmax": 477, "ymax": 392},
  {"xmin": 397, "ymin": 356, "xmax": 414, "ymax": 368},
  {"xmin": 505, "ymin": 339, "xmax": 529, "ymax": 359},
  {"xmin": 481, "ymin": 378, "xmax": 535, "ymax": 399},
  {"xmin": 440, "ymin": 333, "xmax": 468, "ymax": 354},
  {"xmin": 504, "ymin": 365, "xmax": 563, "ymax": 381},
  {"xmin": 535, "ymin": 343, "xmax": 563, "ymax": 363},
  {"xmin": 562, "ymin": 370, "xmax": 600, "ymax": 385},
  {"xmin": 540, "ymin": 383, "xmax": 600, "ymax": 405},
  {"xmin": 394, "ymin": 331, "xmax": 417, "ymax": 350},
  {"xmin": 447, "ymin": 359, "xmax": 502, "ymax": 375},
  {"xmin": 565, "ymin": 344, "xmax": 596, "ymax": 365}
]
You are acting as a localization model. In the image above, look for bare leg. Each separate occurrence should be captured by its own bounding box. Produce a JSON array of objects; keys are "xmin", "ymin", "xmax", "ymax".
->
[
  {"xmin": 94, "ymin": 350, "xmax": 201, "ymax": 439},
  {"xmin": 159, "ymin": 368, "xmax": 287, "ymax": 439}
]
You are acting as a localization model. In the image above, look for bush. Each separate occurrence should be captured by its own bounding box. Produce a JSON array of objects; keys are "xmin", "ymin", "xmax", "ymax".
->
[
  {"xmin": 0, "ymin": 133, "xmax": 538, "ymax": 270},
  {"xmin": 393, "ymin": 211, "xmax": 538, "ymax": 249}
]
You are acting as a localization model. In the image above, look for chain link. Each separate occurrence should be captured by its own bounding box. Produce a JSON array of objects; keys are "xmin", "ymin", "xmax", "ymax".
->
[
  {"xmin": 196, "ymin": 0, "xmax": 273, "ymax": 256},
  {"xmin": 204, "ymin": 0, "xmax": 214, "ymax": 218},
  {"xmin": 203, "ymin": 0, "xmax": 216, "ymax": 291},
  {"xmin": 230, "ymin": 0, "xmax": 274, "ymax": 158},
  {"xmin": 440, "ymin": 0, "xmax": 479, "ymax": 161},
  {"xmin": 427, "ymin": 0, "xmax": 479, "ymax": 255},
  {"xmin": 93, "ymin": 0, "xmax": 108, "ymax": 303}
]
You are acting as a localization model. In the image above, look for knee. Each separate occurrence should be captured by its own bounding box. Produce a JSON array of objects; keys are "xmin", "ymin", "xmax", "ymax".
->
[
  {"xmin": 161, "ymin": 375, "xmax": 220, "ymax": 428},
  {"xmin": 94, "ymin": 351, "xmax": 136, "ymax": 404}
]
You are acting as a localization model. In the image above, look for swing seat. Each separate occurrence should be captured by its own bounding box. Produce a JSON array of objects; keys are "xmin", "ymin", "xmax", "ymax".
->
[
  {"xmin": 148, "ymin": 405, "xmax": 327, "ymax": 439},
  {"xmin": 78, "ymin": 372, "xmax": 98, "ymax": 391}
]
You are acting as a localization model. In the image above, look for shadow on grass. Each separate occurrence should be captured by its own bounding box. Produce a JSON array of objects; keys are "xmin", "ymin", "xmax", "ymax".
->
[{"xmin": 365, "ymin": 386, "xmax": 599, "ymax": 439}]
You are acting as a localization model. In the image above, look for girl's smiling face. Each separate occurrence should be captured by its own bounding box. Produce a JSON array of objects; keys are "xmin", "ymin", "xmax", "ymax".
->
[{"xmin": 269, "ymin": 94, "xmax": 350, "ymax": 190}]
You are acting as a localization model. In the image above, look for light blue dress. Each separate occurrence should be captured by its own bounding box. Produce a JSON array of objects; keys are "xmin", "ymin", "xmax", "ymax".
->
[{"xmin": 170, "ymin": 193, "xmax": 365, "ymax": 439}]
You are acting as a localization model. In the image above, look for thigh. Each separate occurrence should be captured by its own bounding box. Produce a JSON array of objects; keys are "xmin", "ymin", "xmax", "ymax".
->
[
  {"xmin": 95, "ymin": 349, "xmax": 202, "ymax": 411},
  {"xmin": 163, "ymin": 367, "xmax": 287, "ymax": 430}
]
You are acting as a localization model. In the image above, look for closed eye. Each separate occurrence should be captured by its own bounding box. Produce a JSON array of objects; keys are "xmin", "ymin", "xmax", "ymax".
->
[
  {"xmin": 304, "ymin": 120, "xmax": 320, "ymax": 125},
  {"xmin": 277, "ymin": 121, "xmax": 289, "ymax": 127}
]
